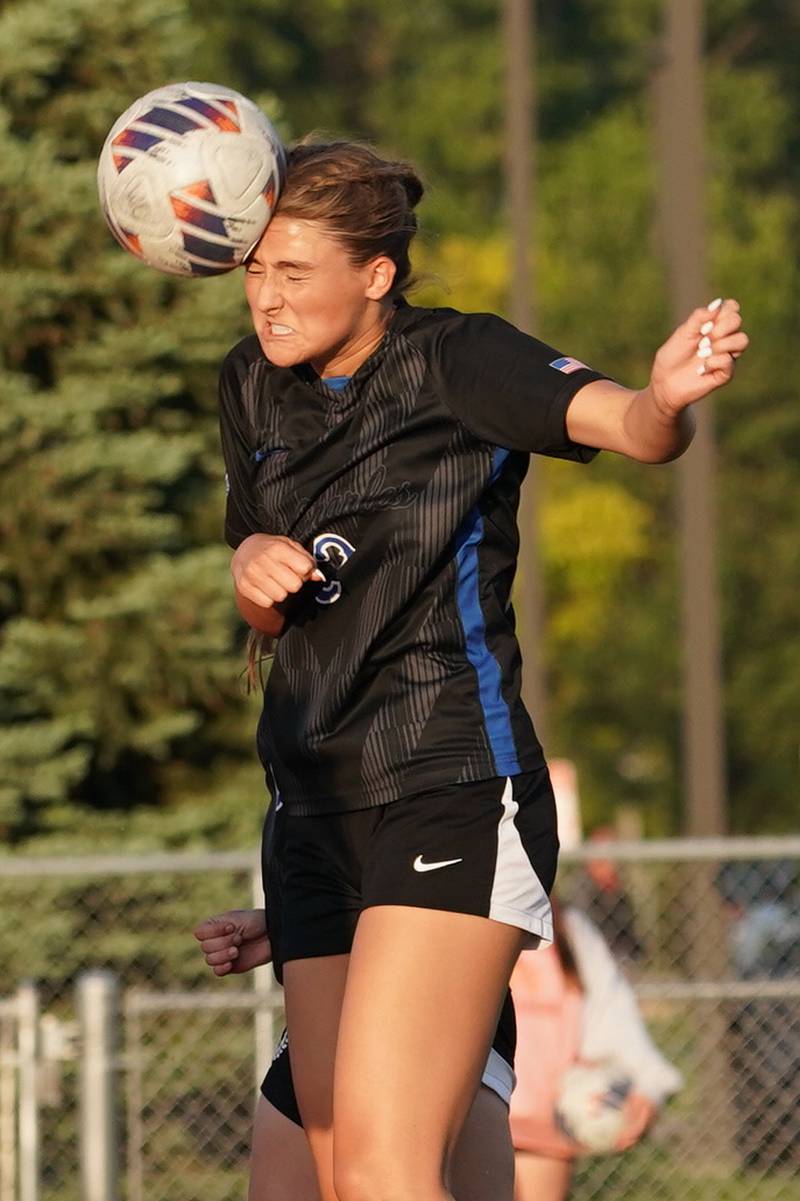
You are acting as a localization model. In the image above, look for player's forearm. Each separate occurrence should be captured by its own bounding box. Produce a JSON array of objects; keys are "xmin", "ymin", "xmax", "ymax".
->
[
  {"xmin": 621, "ymin": 385, "xmax": 695, "ymax": 464},
  {"xmin": 234, "ymin": 586, "xmax": 287, "ymax": 638}
]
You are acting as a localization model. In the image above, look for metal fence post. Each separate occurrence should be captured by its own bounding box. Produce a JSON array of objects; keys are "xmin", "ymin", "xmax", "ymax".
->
[
  {"xmin": 0, "ymin": 1006, "xmax": 15, "ymax": 1201},
  {"xmin": 17, "ymin": 983, "xmax": 39, "ymax": 1201},
  {"xmin": 78, "ymin": 971, "xmax": 120, "ymax": 1201}
]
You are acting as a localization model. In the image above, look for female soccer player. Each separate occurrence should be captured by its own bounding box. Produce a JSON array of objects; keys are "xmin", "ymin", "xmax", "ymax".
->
[
  {"xmin": 194, "ymin": 903, "xmax": 516, "ymax": 1201},
  {"xmin": 218, "ymin": 138, "xmax": 748, "ymax": 1201},
  {"xmin": 194, "ymin": 797, "xmax": 518, "ymax": 1201}
]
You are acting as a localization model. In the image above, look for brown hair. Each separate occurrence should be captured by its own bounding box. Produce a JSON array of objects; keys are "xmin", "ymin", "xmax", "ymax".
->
[
  {"xmin": 552, "ymin": 897, "xmax": 583, "ymax": 989},
  {"xmin": 244, "ymin": 628, "xmax": 273, "ymax": 693},
  {"xmin": 275, "ymin": 138, "xmax": 425, "ymax": 296}
]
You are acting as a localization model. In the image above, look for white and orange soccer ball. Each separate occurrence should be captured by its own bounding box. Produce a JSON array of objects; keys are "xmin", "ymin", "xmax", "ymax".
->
[
  {"xmin": 97, "ymin": 82, "xmax": 285, "ymax": 277},
  {"xmin": 554, "ymin": 1061, "xmax": 633, "ymax": 1153}
]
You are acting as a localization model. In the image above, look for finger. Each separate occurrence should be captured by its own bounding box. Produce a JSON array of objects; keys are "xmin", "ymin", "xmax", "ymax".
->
[
  {"xmin": 273, "ymin": 552, "xmax": 325, "ymax": 584},
  {"xmin": 696, "ymin": 352, "xmax": 736, "ymax": 379},
  {"xmin": 705, "ymin": 309, "xmax": 742, "ymax": 339},
  {"xmin": 205, "ymin": 946, "xmax": 240, "ymax": 967},
  {"xmin": 263, "ymin": 538, "xmax": 325, "ymax": 582},
  {"xmin": 271, "ymin": 541, "xmax": 321, "ymax": 578},
  {"xmin": 200, "ymin": 933, "xmax": 241, "ymax": 954},
  {"xmin": 240, "ymin": 560, "xmax": 312, "ymax": 604},
  {"xmin": 212, "ymin": 961, "xmax": 233, "ymax": 977},
  {"xmin": 236, "ymin": 578, "xmax": 282, "ymax": 609},
  {"xmin": 684, "ymin": 305, "xmax": 718, "ymax": 339},
  {"xmin": 690, "ymin": 295, "xmax": 744, "ymax": 335},
  {"xmin": 262, "ymin": 560, "xmax": 314, "ymax": 598},
  {"xmin": 193, "ymin": 916, "xmax": 236, "ymax": 941},
  {"xmin": 700, "ymin": 298, "xmax": 743, "ymax": 335},
  {"xmin": 703, "ymin": 331, "xmax": 749, "ymax": 357},
  {"xmin": 232, "ymin": 542, "xmax": 317, "ymax": 594},
  {"xmin": 240, "ymin": 576, "xmax": 292, "ymax": 606}
]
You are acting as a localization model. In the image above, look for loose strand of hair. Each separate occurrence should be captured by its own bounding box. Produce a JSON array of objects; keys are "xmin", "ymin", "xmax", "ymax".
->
[{"xmin": 244, "ymin": 629, "xmax": 274, "ymax": 693}]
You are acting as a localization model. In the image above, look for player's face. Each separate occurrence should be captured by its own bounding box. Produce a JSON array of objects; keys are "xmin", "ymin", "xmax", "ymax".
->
[{"xmin": 244, "ymin": 215, "xmax": 395, "ymax": 374}]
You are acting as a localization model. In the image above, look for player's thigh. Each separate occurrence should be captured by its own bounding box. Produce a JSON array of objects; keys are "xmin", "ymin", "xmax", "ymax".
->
[
  {"xmin": 513, "ymin": 1150, "xmax": 574, "ymax": 1201},
  {"xmin": 248, "ymin": 1096, "xmax": 321, "ymax": 1201},
  {"xmin": 282, "ymin": 954, "xmax": 349, "ymax": 1201},
  {"xmin": 333, "ymin": 904, "xmax": 526, "ymax": 1191},
  {"xmin": 449, "ymin": 1085, "xmax": 515, "ymax": 1201}
]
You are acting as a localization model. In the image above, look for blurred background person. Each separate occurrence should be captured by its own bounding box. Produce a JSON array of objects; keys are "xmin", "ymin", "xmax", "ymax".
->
[
  {"xmin": 717, "ymin": 860, "xmax": 800, "ymax": 1171},
  {"xmin": 510, "ymin": 899, "xmax": 682, "ymax": 1201},
  {"xmin": 570, "ymin": 827, "xmax": 643, "ymax": 964}
]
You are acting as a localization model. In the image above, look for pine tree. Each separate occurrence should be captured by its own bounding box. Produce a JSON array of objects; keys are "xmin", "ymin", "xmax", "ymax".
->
[{"xmin": 0, "ymin": 0, "xmax": 266, "ymax": 847}]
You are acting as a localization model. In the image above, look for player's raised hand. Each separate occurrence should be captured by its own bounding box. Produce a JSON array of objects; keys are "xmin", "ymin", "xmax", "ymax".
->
[
  {"xmin": 193, "ymin": 908, "xmax": 272, "ymax": 976},
  {"xmin": 649, "ymin": 297, "xmax": 749, "ymax": 416},
  {"xmin": 231, "ymin": 533, "xmax": 324, "ymax": 609}
]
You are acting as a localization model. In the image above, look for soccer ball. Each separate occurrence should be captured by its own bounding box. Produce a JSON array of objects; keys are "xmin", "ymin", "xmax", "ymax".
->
[
  {"xmin": 554, "ymin": 1061, "xmax": 632, "ymax": 1153},
  {"xmin": 97, "ymin": 82, "xmax": 285, "ymax": 277}
]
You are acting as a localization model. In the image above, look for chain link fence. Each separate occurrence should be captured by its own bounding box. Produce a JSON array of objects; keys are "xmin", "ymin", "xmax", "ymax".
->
[
  {"xmin": 558, "ymin": 839, "xmax": 800, "ymax": 1201},
  {"xmin": 0, "ymin": 838, "xmax": 798, "ymax": 1201}
]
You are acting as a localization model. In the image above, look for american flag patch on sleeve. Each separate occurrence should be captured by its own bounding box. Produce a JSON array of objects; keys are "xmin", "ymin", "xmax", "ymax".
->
[{"xmin": 549, "ymin": 356, "xmax": 589, "ymax": 375}]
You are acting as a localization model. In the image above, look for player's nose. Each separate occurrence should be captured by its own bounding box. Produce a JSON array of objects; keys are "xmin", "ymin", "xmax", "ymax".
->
[{"xmin": 256, "ymin": 272, "xmax": 283, "ymax": 313}]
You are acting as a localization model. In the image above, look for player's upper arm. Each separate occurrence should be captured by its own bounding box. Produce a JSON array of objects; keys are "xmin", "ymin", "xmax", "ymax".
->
[{"xmin": 218, "ymin": 340, "xmax": 262, "ymax": 548}]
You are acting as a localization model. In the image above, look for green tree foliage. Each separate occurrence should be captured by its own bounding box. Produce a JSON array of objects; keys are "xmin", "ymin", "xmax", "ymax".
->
[
  {"xmin": 379, "ymin": 1, "xmax": 799, "ymax": 831},
  {"xmin": 0, "ymin": 0, "xmax": 265, "ymax": 848},
  {"xmin": 437, "ymin": 2, "xmax": 788, "ymax": 834}
]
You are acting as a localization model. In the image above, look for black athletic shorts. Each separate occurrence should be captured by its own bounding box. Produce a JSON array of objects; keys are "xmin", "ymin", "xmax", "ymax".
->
[
  {"xmin": 262, "ymin": 990, "xmax": 518, "ymax": 1126},
  {"xmin": 261, "ymin": 767, "xmax": 559, "ymax": 980},
  {"xmin": 258, "ymin": 768, "xmax": 558, "ymax": 1122}
]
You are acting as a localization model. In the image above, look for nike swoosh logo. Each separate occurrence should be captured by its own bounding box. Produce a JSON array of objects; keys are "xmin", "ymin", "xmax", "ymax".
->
[{"xmin": 413, "ymin": 855, "xmax": 464, "ymax": 873}]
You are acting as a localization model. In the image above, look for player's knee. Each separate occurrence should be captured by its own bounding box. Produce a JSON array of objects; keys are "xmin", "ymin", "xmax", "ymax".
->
[{"xmin": 333, "ymin": 1146, "xmax": 441, "ymax": 1201}]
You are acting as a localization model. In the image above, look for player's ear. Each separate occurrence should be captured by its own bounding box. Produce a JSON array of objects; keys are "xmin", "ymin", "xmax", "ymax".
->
[{"xmin": 365, "ymin": 255, "xmax": 396, "ymax": 301}]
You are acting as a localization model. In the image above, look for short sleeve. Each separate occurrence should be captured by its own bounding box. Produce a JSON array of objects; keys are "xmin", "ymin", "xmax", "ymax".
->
[
  {"xmin": 218, "ymin": 340, "xmax": 260, "ymax": 549},
  {"xmin": 430, "ymin": 312, "xmax": 610, "ymax": 461}
]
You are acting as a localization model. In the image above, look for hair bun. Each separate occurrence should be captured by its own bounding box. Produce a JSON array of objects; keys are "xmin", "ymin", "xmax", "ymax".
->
[{"xmin": 398, "ymin": 168, "xmax": 424, "ymax": 209}]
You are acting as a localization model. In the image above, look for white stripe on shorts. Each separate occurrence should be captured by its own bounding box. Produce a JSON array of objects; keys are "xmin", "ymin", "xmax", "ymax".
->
[
  {"xmin": 480, "ymin": 1046, "xmax": 516, "ymax": 1107},
  {"xmin": 488, "ymin": 777, "xmax": 553, "ymax": 948}
]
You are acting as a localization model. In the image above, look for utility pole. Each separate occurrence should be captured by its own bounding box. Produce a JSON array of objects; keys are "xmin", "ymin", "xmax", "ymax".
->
[
  {"xmin": 652, "ymin": 0, "xmax": 727, "ymax": 836},
  {"xmin": 652, "ymin": 0, "xmax": 734, "ymax": 1161},
  {"xmin": 503, "ymin": 0, "xmax": 548, "ymax": 744}
]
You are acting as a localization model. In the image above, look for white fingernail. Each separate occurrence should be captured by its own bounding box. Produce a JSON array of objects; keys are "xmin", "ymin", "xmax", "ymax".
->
[
  {"xmin": 697, "ymin": 345, "xmax": 713, "ymax": 359},
  {"xmin": 696, "ymin": 364, "xmax": 706, "ymax": 375},
  {"xmin": 700, "ymin": 320, "xmax": 714, "ymax": 335},
  {"xmin": 311, "ymin": 570, "xmax": 326, "ymax": 582},
  {"xmin": 707, "ymin": 297, "xmax": 723, "ymax": 312},
  {"xmin": 699, "ymin": 335, "xmax": 711, "ymax": 349}
]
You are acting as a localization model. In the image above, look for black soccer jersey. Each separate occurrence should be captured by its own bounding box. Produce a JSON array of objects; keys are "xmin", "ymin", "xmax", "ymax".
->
[{"xmin": 219, "ymin": 302, "xmax": 607, "ymax": 815}]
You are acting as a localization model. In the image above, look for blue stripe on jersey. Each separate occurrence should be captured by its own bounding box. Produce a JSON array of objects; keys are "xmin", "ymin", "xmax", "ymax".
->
[{"xmin": 453, "ymin": 448, "xmax": 520, "ymax": 774}]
